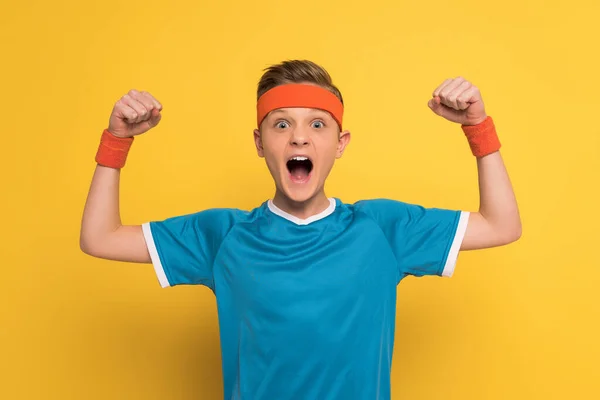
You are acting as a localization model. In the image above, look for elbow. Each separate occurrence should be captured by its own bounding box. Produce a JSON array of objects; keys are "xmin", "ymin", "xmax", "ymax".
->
[
  {"xmin": 514, "ymin": 222, "xmax": 523, "ymax": 241},
  {"xmin": 79, "ymin": 235, "xmax": 94, "ymax": 256},
  {"xmin": 501, "ymin": 220, "xmax": 522, "ymax": 245},
  {"xmin": 507, "ymin": 229, "xmax": 522, "ymax": 245},
  {"xmin": 79, "ymin": 231, "xmax": 101, "ymax": 257},
  {"xmin": 512, "ymin": 214, "xmax": 523, "ymax": 242}
]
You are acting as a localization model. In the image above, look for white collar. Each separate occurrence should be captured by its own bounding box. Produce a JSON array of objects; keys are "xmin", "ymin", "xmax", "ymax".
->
[{"xmin": 267, "ymin": 198, "xmax": 336, "ymax": 225}]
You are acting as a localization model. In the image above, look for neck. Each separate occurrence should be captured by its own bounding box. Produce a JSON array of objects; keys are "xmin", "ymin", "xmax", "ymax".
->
[{"xmin": 272, "ymin": 189, "xmax": 331, "ymax": 220}]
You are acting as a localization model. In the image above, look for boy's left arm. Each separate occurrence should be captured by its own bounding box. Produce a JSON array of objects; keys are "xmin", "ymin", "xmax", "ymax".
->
[{"xmin": 428, "ymin": 77, "xmax": 522, "ymax": 251}]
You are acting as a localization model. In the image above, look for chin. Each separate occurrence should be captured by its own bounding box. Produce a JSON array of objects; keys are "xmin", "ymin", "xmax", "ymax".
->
[{"xmin": 278, "ymin": 171, "xmax": 322, "ymax": 204}]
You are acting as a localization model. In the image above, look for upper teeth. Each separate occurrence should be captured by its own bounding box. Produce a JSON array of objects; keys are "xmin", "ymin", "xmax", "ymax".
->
[{"xmin": 291, "ymin": 156, "xmax": 308, "ymax": 161}]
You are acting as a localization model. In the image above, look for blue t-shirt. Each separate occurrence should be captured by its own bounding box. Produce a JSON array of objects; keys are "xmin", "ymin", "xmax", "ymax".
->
[{"xmin": 142, "ymin": 198, "xmax": 469, "ymax": 400}]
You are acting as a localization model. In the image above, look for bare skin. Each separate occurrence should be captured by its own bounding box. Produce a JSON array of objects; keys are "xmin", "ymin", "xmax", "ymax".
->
[
  {"xmin": 80, "ymin": 89, "xmax": 162, "ymax": 263},
  {"xmin": 80, "ymin": 78, "xmax": 521, "ymax": 265}
]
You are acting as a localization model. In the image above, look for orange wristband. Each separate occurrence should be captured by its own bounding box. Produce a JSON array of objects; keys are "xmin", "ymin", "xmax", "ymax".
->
[
  {"xmin": 95, "ymin": 129, "xmax": 134, "ymax": 169},
  {"xmin": 461, "ymin": 116, "xmax": 501, "ymax": 158}
]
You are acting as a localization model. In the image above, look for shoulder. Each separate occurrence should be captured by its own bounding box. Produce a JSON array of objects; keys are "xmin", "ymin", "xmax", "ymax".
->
[
  {"xmin": 339, "ymin": 198, "xmax": 448, "ymax": 230},
  {"xmin": 151, "ymin": 202, "xmax": 267, "ymax": 233},
  {"xmin": 345, "ymin": 198, "xmax": 417, "ymax": 217}
]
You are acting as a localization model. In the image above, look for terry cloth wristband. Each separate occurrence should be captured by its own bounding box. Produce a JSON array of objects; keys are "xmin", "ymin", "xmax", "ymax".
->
[
  {"xmin": 461, "ymin": 116, "xmax": 501, "ymax": 158},
  {"xmin": 257, "ymin": 84, "xmax": 344, "ymax": 129},
  {"xmin": 95, "ymin": 129, "xmax": 134, "ymax": 169}
]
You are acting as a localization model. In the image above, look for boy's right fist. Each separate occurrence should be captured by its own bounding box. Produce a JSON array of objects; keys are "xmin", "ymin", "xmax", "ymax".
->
[{"xmin": 108, "ymin": 90, "xmax": 163, "ymax": 138}]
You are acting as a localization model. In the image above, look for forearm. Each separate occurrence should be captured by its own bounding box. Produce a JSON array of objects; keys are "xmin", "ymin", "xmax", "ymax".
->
[
  {"xmin": 468, "ymin": 151, "xmax": 522, "ymax": 246},
  {"xmin": 477, "ymin": 151, "xmax": 518, "ymax": 220},
  {"xmin": 80, "ymin": 165, "xmax": 123, "ymax": 252}
]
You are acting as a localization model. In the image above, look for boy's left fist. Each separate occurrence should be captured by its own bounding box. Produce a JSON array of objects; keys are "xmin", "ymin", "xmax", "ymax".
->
[{"xmin": 428, "ymin": 77, "xmax": 487, "ymax": 126}]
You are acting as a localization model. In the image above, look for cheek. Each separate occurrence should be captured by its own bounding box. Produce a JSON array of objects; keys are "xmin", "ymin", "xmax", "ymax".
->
[
  {"xmin": 261, "ymin": 137, "xmax": 285, "ymax": 168},
  {"xmin": 263, "ymin": 148, "xmax": 279, "ymax": 168},
  {"xmin": 315, "ymin": 138, "xmax": 340, "ymax": 169},
  {"xmin": 319, "ymin": 135, "xmax": 341, "ymax": 154}
]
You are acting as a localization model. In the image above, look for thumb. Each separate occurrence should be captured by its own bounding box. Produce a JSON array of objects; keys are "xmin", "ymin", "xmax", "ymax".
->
[
  {"xmin": 428, "ymin": 96, "xmax": 444, "ymax": 114},
  {"xmin": 148, "ymin": 108, "xmax": 162, "ymax": 127}
]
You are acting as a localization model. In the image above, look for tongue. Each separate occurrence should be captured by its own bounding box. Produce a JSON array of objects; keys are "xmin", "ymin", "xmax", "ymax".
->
[{"xmin": 290, "ymin": 165, "xmax": 309, "ymax": 181}]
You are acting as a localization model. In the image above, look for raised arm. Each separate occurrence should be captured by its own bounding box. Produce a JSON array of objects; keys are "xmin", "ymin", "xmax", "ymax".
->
[
  {"xmin": 460, "ymin": 151, "xmax": 521, "ymax": 250},
  {"xmin": 428, "ymin": 77, "xmax": 522, "ymax": 251},
  {"xmin": 80, "ymin": 90, "xmax": 163, "ymax": 263}
]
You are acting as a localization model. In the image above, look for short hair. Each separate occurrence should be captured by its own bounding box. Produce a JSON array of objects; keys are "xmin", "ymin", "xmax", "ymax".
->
[{"xmin": 256, "ymin": 60, "xmax": 343, "ymax": 105}]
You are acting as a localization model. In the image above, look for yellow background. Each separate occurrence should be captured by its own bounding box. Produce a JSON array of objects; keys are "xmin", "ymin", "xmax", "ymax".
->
[{"xmin": 2, "ymin": 0, "xmax": 599, "ymax": 398}]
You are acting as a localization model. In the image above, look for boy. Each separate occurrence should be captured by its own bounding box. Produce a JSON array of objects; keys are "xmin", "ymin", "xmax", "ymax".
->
[{"xmin": 80, "ymin": 60, "xmax": 521, "ymax": 399}]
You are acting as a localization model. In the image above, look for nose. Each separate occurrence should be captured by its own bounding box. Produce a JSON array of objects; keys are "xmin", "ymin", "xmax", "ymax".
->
[{"xmin": 290, "ymin": 127, "xmax": 309, "ymax": 146}]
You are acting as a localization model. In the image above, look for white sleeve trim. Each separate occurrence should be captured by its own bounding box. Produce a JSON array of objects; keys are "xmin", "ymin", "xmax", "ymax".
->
[
  {"xmin": 441, "ymin": 211, "xmax": 470, "ymax": 278},
  {"xmin": 142, "ymin": 222, "xmax": 171, "ymax": 288}
]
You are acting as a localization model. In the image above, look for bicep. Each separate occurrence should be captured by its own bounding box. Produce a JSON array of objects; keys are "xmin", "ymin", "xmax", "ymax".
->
[
  {"xmin": 80, "ymin": 225, "xmax": 151, "ymax": 263},
  {"xmin": 461, "ymin": 212, "xmax": 513, "ymax": 250}
]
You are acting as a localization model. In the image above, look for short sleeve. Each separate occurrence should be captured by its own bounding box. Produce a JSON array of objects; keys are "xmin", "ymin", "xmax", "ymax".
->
[
  {"xmin": 355, "ymin": 199, "xmax": 470, "ymax": 278},
  {"xmin": 141, "ymin": 208, "xmax": 241, "ymax": 289}
]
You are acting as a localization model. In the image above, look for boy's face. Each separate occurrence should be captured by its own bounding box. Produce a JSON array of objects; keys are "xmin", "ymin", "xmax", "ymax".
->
[{"xmin": 254, "ymin": 107, "xmax": 350, "ymax": 203}]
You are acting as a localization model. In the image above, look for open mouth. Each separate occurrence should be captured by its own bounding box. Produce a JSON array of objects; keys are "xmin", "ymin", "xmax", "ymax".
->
[{"xmin": 286, "ymin": 156, "xmax": 313, "ymax": 182}]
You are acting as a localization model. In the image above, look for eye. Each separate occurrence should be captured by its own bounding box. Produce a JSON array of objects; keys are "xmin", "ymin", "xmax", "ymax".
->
[
  {"xmin": 311, "ymin": 120, "xmax": 325, "ymax": 129},
  {"xmin": 275, "ymin": 120, "xmax": 289, "ymax": 129}
]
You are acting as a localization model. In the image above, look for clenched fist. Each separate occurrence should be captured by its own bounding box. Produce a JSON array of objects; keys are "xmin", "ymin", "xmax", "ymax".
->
[
  {"xmin": 428, "ymin": 77, "xmax": 487, "ymax": 126},
  {"xmin": 108, "ymin": 90, "xmax": 163, "ymax": 138}
]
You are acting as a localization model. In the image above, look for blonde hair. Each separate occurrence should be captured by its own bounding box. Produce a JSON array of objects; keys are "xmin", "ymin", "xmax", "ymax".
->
[{"xmin": 257, "ymin": 60, "xmax": 343, "ymax": 105}]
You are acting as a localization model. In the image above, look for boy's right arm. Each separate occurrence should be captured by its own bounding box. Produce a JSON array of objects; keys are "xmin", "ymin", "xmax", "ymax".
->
[{"xmin": 80, "ymin": 90, "xmax": 163, "ymax": 263}]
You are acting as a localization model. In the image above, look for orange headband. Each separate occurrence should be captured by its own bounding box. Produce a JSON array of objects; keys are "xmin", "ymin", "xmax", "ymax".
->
[{"xmin": 256, "ymin": 84, "xmax": 344, "ymax": 129}]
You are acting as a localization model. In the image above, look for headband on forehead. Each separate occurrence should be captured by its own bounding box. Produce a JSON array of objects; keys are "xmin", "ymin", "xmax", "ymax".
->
[{"xmin": 256, "ymin": 84, "xmax": 344, "ymax": 129}]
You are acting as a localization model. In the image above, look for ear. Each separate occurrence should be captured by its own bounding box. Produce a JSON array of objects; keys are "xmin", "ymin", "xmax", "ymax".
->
[
  {"xmin": 335, "ymin": 130, "xmax": 351, "ymax": 159},
  {"xmin": 254, "ymin": 129, "xmax": 264, "ymax": 157}
]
